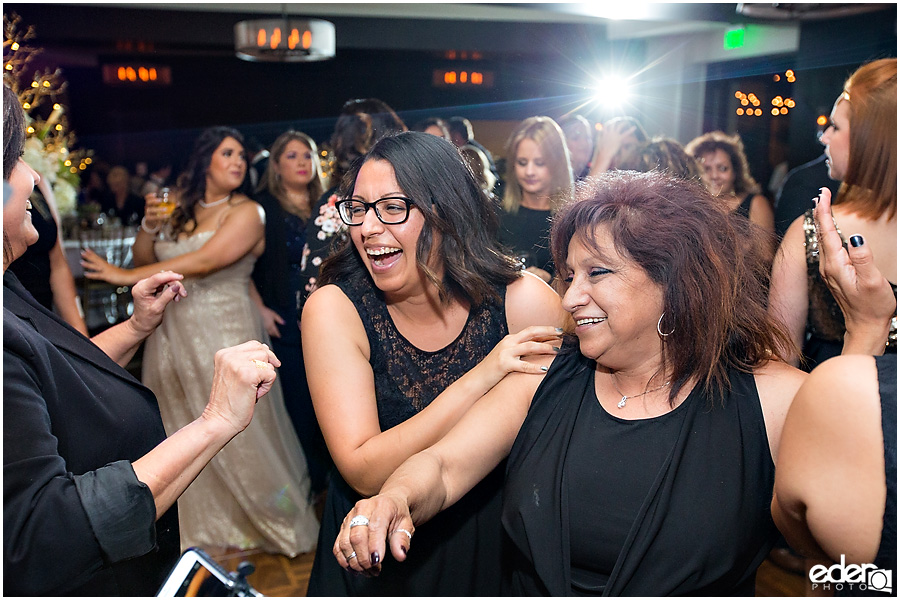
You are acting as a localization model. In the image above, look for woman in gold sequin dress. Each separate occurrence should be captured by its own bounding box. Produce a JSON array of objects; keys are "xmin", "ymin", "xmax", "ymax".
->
[{"xmin": 81, "ymin": 127, "xmax": 319, "ymax": 556}]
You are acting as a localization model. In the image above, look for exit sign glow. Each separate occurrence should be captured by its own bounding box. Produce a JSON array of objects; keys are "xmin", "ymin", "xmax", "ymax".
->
[{"xmin": 724, "ymin": 27, "xmax": 745, "ymax": 50}]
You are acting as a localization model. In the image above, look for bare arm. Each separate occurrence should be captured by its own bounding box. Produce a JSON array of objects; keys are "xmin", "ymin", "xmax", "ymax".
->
[
  {"xmin": 813, "ymin": 188, "xmax": 896, "ymax": 356},
  {"xmin": 301, "ymin": 278, "xmax": 563, "ymax": 497},
  {"xmin": 131, "ymin": 226, "xmax": 159, "ymax": 267},
  {"xmin": 587, "ymin": 120, "xmax": 635, "ymax": 177},
  {"xmin": 33, "ymin": 176, "xmax": 88, "ymax": 335},
  {"xmin": 249, "ymin": 280, "xmax": 284, "ymax": 338},
  {"xmin": 47, "ymin": 237, "xmax": 88, "ymax": 335},
  {"xmin": 82, "ymin": 200, "xmax": 265, "ymax": 286},
  {"xmin": 133, "ymin": 341, "xmax": 280, "ymax": 518},
  {"xmin": 334, "ymin": 360, "xmax": 548, "ymax": 574},
  {"xmin": 91, "ymin": 271, "xmax": 187, "ymax": 366},
  {"xmin": 768, "ymin": 216, "xmax": 810, "ymax": 366},
  {"xmin": 750, "ymin": 193, "xmax": 776, "ymax": 262},
  {"xmin": 772, "ymin": 354, "xmax": 885, "ymax": 564},
  {"xmin": 753, "ymin": 359, "xmax": 807, "ymax": 463}
]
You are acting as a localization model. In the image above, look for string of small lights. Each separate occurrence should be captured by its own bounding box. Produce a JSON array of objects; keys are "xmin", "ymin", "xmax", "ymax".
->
[{"xmin": 4, "ymin": 12, "xmax": 91, "ymax": 214}]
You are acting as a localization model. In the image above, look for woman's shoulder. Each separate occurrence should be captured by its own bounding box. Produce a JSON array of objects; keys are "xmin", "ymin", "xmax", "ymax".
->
[
  {"xmin": 225, "ymin": 195, "xmax": 265, "ymax": 223},
  {"xmin": 752, "ymin": 359, "xmax": 807, "ymax": 427},
  {"xmin": 301, "ymin": 283, "xmax": 366, "ymax": 339},
  {"xmin": 303, "ymin": 283, "xmax": 353, "ymax": 314},
  {"xmin": 504, "ymin": 271, "xmax": 565, "ymax": 332}
]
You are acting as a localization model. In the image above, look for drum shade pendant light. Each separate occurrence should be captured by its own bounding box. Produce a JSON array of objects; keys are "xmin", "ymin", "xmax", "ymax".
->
[{"xmin": 234, "ymin": 10, "xmax": 335, "ymax": 62}]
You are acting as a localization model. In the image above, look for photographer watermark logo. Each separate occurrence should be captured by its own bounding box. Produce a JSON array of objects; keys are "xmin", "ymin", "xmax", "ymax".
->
[{"xmin": 809, "ymin": 555, "xmax": 892, "ymax": 594}]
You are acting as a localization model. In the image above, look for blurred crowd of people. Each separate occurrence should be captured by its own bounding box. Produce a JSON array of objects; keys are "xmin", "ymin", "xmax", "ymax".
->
[{"xmin": 3, "ymin": 57, "xmax": 896, "ymax": 597}]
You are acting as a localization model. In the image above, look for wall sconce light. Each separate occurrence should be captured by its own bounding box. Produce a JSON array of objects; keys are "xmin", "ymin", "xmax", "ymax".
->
[{"xmin": 234, "ymin": 17, "xmax": 335, "ymax": 62}]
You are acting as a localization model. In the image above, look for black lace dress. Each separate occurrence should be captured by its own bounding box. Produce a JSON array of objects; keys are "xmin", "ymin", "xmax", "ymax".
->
[{"xmin": 306, "ymin": 275, "xmax": 510, "ymax": 596}]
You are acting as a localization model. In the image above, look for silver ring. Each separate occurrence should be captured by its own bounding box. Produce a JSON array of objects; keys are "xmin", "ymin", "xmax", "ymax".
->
[
  {"xmin": 392, "ymin": 528, "xmax": 412, "ymax": 542},
  {"xmin": 346, "ymin": 551, "xmax": 357, "ymax": 560},
  {"xmin": 349, "ymin": 515, "xmax": 370, "ymax": 528}
]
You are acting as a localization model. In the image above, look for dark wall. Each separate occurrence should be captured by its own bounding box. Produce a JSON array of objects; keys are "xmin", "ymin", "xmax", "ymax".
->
[{"xmin": 700, "ymin": 7, "xmax": 896, "ymax": 192}]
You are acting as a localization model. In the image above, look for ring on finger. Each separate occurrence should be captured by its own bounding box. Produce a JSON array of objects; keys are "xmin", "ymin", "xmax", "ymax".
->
[
  {"xmin": 349, "ymin": 515, "xmax": 370, "ymax": 528},
  {"xmin": 251, "ymin": 359, "xmax": 269, "ymax": 369},
  {"xmin": 346, "ymin": 551, "xmax": 357, "ymax": 560},
  {"xmin": 391, "ymin": 528, "xmax": 413, "ymax": 542}
]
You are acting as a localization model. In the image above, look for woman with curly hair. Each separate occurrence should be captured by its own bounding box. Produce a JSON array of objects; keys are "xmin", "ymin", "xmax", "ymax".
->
[
  {"xmin": 81, "ymin": 126, "xmax": 319, "ymax": 556},
  {"xmin": 686, "ymin": 130, "xmax": 775, "ymax": 257}
]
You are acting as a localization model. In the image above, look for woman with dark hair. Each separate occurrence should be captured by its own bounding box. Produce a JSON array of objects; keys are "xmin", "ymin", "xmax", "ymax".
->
[
  {"xmin": 769, "ymin": 58, "xmax": 897, "ymax": 370},
  {"xmin": 499, "ymin": 116, "xmax": 574, "ymax": 282},
  {"xmin": 250, "ymin": 129, "xmax": 332, "ymax": 496},
  {"xmin": 297, "ymin": 98, "xmax": 406, "ymax": 300},
  {"xmin": 332, "ymin": 170, "xmax": 808, "ymax": 596},
  {"xmin": 3, "ymin": 85, "xmax": 282, "ymax": 595},
  {"xmin": 81, "ymin": 126, "xmax": 319, "ymax": 556},
  {"xmin": 686, "ymin": 130, "xmax": 776, "ymax": 255},
  {"xmin": 616, "ymin": 136, "xmax": 703, "ymax": 182},
  {"xmin": 411, "ymin": 116, "xmax": 451, "ymax": 140},
  {"xmin": 101, "ymin": 165, "xmax": 145, "ymax": 226},
  {"xmin": 302, "ymin": 131, "xmax": 565, "ymax": 595}
]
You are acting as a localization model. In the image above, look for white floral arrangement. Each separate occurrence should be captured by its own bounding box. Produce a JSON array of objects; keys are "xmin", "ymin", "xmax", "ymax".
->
[
  {"xmin": 5, "ymin": 12, "xmax": 87, "ymax": 217},
  {"xmin": 314, "ymin": 193, "xmax": 347, "ymax": 241},
  {"xmin": 22, "ymin": 135, "xmax": 79, "ymax": 215}
]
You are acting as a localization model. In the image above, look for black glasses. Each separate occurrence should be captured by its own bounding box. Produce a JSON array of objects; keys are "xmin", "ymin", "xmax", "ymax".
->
[{"xmin": 335, "ymin": 197, "xmax": 414, "ymax": 226}]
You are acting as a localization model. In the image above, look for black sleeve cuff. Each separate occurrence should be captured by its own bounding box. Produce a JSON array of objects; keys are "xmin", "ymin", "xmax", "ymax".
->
[{"xmin": 73, "ymin": 460, "xmax": 157, "ymax": 563}]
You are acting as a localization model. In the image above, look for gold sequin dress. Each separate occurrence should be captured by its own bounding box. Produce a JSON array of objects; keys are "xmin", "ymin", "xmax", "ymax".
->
[{"xmin": 143, "ymin": 230, "xmax": 319, "ymax": 556}]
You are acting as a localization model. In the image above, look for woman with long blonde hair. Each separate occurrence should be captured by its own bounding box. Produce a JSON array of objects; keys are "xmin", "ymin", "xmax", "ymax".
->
[{"xmin": 499, "ymin": 116, "xmax": 573, "ymax": 283}]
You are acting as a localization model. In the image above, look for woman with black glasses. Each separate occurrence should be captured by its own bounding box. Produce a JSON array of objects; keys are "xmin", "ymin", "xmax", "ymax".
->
[{"xmin": 302, "ymin": 132, "xmax": 565, "ymax": 595}]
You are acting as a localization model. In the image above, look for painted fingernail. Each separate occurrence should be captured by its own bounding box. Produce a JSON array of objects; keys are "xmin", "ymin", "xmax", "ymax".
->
[
  {"xmin": 540, "ymin": 365, "xmax": 549, "ymax": 372},
  {"xmin": 400, "ymin": 546, "xmax": 408, "ymax": 558},
  {"xmin": 552, "ymin": 346, "xmax": 560, "ymax": 352},
  {"xmin": 850, "ymin": 235, "xmax": 864, "ymax": 247},
  {"xmin": 371, "ymin": 552, "xmax": 380, "ymax": 565},
  {"xmin": 555, "ymin": 327, "xmax": 563, "ymax": 333},
  {"xmin": 812, "ymin": 196, "xmax": 819, "ymax": 205}
]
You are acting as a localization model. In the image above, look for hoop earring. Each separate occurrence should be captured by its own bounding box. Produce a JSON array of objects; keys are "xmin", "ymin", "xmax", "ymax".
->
[{"xmin": 657, "ymin": 313, "xmax": 675, "ymax": 337}]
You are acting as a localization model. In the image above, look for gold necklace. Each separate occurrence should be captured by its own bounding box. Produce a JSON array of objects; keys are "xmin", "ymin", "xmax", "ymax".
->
[{"xmin": 611, "ymin": 376, "xmax": 670, "ymax": 409}]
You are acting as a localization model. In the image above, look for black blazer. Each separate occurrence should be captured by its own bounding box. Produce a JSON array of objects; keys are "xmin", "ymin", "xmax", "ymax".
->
[{"xmin": 3, "ymin": 272, "xmax": 179, "ymax": 595}]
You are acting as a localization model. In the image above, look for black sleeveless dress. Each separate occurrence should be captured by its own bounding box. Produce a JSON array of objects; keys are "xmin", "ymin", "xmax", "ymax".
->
[
  {"xmin": 502, "ymin": 343, "xmax": 778, "ymax": 596},
  {"xmin": 875, "ymin": 356, "xmax": 897, "ymax": 577},
  {"xmin": 838, "ymin": 355, "xmax": 896, "ymax": 597},
  {"xmin": 8, "ymin": 192, "xmax": 59, "ymax": 311},
  {"xmin": 306, "ymin": 276, "xmax": 510, "ymax": 596},
  {"xmin": 498, "ymin": 206, "xmax": 555, "ymax": 277},
  {"xmin": 735, "ymin": 192, "xmax": 754, "ymax": 219}
]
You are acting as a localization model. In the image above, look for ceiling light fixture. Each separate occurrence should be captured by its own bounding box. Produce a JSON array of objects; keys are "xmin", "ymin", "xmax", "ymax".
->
[{"xmin": 234, "ymin": 13, "xmax": 335, "ymax": 62}]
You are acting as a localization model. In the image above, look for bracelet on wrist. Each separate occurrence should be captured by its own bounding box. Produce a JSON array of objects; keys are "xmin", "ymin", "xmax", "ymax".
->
[{"xmin": 140, "ymin": 216, "xmax": 161, "ymax": 234}]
